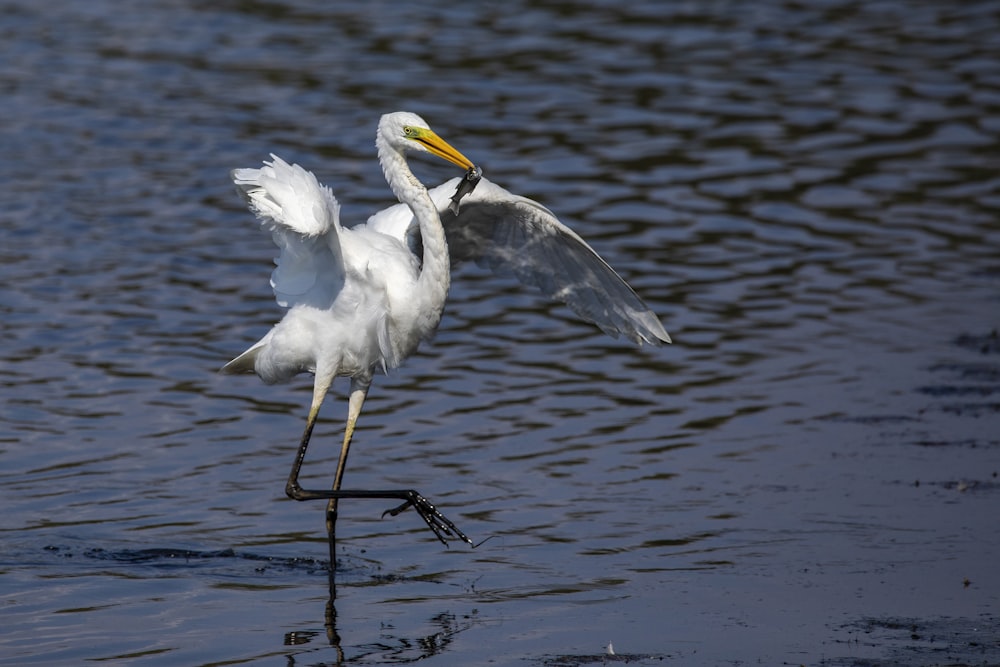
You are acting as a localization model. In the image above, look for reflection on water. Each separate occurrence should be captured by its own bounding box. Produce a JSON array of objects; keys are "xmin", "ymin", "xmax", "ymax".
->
[{"xmin": 1, "ymin": 0, "xmax": 999, "ymax": 665}]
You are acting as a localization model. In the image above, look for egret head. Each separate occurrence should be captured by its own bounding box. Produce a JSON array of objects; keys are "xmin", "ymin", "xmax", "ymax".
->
[{"xmin": 379, "ymin": 111, "xmax": 474, "ymax": 170}]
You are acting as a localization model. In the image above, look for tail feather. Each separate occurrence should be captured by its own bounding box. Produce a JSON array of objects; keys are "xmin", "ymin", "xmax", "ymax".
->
[{"xmin": 220, "ymin": 343, "xmax": 262, "ymax": 375}]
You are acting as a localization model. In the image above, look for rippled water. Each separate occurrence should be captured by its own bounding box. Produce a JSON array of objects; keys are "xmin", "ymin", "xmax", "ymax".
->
[{"xmin": 2, "ymin": 1, "xmax": 998, "ymax": 665}]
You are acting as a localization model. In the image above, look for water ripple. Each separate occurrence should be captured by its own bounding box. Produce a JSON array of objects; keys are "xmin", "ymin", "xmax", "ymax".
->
[{"xmin": 1, "ymin": 0, "xmax": 999, "ymax": 665}]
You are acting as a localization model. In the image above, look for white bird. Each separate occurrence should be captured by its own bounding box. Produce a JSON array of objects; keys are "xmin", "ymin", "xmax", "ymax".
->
[{"xmin": 222, "ymin": 111, "xmax": 670, "ymax": 545}]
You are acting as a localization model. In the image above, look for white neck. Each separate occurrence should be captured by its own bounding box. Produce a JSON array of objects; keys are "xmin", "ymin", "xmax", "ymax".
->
[{"xmin": 376, "ymin": 130, "xmax": 451, "ymax": 320}]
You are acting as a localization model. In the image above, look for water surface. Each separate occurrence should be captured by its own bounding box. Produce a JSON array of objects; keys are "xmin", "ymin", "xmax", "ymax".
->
[{"xmin": 1, "ymin": 1, "xmax": 998, "ymax": 665}]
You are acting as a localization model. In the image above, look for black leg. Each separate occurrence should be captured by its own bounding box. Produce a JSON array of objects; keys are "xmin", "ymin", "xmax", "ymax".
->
[
  {"xmin": 289, "ymin": 486, "xmax": 472, "ymax": 547},
  {"xmin": 285, "ymin": 379, "xmax": 471, "ymax": 547},
  {"xmin": 285, "ymin": 377, "xmax": 472, "ymax": 548}
]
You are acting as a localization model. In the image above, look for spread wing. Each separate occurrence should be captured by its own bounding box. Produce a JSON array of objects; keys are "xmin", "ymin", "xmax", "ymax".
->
[
  {"xmin": 367, "ymin": 177, "xmax": 670, "ymax": 345},
  {"xmin": 222, "ymin": 156, "xmax": 351, "ymax": 376},
  {"xmin": 231, "ymin": 154, "xmax": 346, "ymax": 311}
]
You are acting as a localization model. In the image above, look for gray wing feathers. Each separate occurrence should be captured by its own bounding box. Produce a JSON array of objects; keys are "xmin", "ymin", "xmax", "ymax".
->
[{"xmin": 434, "ymin": 179, "xmax": 670, "ymax": 345}]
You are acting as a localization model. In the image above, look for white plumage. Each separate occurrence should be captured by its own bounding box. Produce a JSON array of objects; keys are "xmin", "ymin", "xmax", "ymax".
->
[{"xmin": 222, "ymin": 111, "xmax": 669, "ymax": 544}]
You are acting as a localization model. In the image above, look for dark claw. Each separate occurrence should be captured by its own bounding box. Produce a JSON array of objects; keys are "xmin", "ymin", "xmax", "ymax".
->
[{"xmin": 382, "ymin": 490, "xmax": 473, "ymax": 547}]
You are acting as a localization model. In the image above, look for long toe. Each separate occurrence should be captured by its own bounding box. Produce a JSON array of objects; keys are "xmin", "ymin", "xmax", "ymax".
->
[
  {"xmin": 409, "ymin": 493, "xmax": 473, "ymax": 547},
  {"xmin": 381, "ymin": 491, "xmax": 472, "ymax": 547}
]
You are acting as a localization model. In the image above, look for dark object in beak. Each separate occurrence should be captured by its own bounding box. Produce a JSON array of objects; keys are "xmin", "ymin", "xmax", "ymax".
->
[{"xmin": 449, "ymin": 165, "xmax": 482, "ymax": 215}]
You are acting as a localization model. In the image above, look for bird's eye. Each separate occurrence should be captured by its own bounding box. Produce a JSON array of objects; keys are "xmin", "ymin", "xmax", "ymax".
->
[{"xmin": 403, "ymin": 126, "xmax": 415, "ymax": 136}]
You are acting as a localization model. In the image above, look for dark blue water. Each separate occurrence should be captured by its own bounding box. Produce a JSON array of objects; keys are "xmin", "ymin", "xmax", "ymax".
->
[{"xmin": 2, "ymin": 1, "xmax": 998, "ymax": 665}]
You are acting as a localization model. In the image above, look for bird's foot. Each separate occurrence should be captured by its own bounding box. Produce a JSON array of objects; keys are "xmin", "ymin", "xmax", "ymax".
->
[
  {"xmin": 284, "ymin": 482, "xmax": 474, "ymax": 547},
  {"xmin": 383, "ymin": 490, "xmax": 473, "ymax": 547}
]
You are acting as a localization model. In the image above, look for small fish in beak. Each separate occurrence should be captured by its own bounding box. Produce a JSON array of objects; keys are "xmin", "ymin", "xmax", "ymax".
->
[{"xmin": 449, "ymin": 164, "xmax": 483, "ymax": 215}]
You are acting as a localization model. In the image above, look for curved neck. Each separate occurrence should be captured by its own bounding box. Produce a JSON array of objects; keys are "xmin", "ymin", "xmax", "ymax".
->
[{"xmin": 376, "ymin": 130, "xmax": 451, "ymax": 314}]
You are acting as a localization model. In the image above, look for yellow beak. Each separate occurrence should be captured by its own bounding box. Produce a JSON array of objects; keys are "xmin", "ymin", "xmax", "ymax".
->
[{"xmin": 409, "ymin": 128, "xmax": 475, "ymax": 170}]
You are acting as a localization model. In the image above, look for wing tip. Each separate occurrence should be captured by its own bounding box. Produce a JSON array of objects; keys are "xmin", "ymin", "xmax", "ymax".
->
[
  {"xmin": 651, "ymin": 330, "xmax": 673, "ymax": 345},
  {"xmin": 634, "ymin": 330, "xmax": 671, "ymax": 346},
  {"xmin": 629, "ymin": 310, "xmax": 671, "ymax": 346}
]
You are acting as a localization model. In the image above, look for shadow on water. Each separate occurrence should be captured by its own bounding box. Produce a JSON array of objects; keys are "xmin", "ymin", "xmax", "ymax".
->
[
  {"xmin": 33, "ymin": 540, "xmax": 1000, "ymax": 666},
  {"xmin": 40, "ymin": 543, "xmax": 489, "ymax": 664},
  {"xmin": 40, "ymin": 541, "xmax": 704, "ymax": 666}
]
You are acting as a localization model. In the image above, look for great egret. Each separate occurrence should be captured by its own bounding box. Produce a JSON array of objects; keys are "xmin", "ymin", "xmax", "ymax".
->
[{"xmin": 223, "ymin": 111, "xmax": 670, "ymax": 546}]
